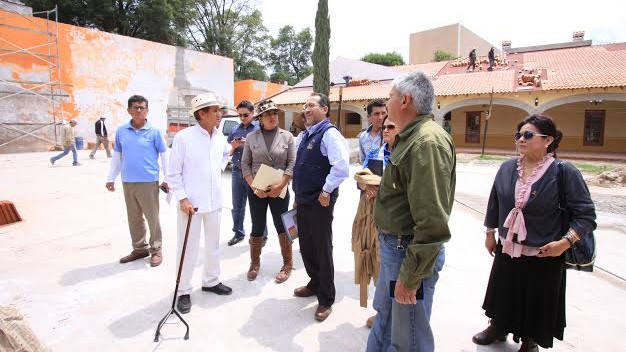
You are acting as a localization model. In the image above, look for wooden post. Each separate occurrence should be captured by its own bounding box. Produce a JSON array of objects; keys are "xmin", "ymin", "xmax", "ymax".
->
[
  {"xmin": 481, "ymin": 87, "xmax": 494, "ymax": 157},
  {"xmin": 336, "ymin": 86, "xmax": 344, "ymax": 133}
]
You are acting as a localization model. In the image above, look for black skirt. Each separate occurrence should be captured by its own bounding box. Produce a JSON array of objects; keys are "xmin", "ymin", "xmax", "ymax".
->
[{"xmin": 482, "ymin": 243, "xmax": 566, "ymax": 348}]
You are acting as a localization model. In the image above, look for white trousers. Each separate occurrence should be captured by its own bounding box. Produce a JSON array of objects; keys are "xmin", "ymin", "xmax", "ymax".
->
[{"xmin": 176, "ymin": 209, "xmax": 221, "ymax": 295}]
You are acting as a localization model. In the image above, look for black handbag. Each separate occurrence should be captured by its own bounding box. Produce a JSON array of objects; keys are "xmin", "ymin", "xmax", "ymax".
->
[{"xmin": 557, "ymin": 161, "xmax": 596, "ymax": 271}]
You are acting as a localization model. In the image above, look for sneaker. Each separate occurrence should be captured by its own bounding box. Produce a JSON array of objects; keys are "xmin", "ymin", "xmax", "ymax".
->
[
  {"xmin": 89, "ymin": 154, "xmax": 94, "ymax": 159},
  {"xmin": 227, "ymin": 234, "xmax": 245, "ymax": 246},
  {"xmin": 73, "ymin": 162, "xmax": 81, "ymax": 166},
  {"xmin": 177, "ymin": 295, "xmax": 191, "ymax": 314},
  {"xmin": 49, "ymin": 158, "xmax": 55, "ymax": 165}
]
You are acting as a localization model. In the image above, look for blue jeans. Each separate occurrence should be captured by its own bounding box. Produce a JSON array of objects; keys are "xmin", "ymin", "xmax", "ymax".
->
[
  {"xmin": 231, "ymin": 168, "xmax": 267, "ymax": 238},
  {"xmin": 51, "ymin": 144, "xmax": 78, "ymax": 164},
  {"xmin": 366, "ymin": 233, "xmax": 445, "ymax": 352}
]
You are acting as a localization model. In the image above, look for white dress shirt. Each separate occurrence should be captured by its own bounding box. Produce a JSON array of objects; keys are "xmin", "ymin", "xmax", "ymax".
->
[
  {"xmin": 167, "ymin": 124, "xmax": 230, "ymax": 213},
  {"xmin": 305, "ymin": 120, "xmax": 350, "ymax": 193}
]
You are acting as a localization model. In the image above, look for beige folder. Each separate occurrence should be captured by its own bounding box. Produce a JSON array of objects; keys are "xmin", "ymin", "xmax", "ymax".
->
[{"xmin": 251, "ymin": 164, "xmax": 287, "ymax": 199}]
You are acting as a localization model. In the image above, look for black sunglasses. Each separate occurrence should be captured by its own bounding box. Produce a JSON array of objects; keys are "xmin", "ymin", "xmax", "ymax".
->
[
  {"xmin": 514, "ymin": 131, "xmax": 548, "ymax": 141},
  {"xmin": 238, "ymin": 113, "xmax": 250, "ymax": 117},
  {"xmin": 382, "ymin": 124, "xmax": 396, "ymax": 131}
]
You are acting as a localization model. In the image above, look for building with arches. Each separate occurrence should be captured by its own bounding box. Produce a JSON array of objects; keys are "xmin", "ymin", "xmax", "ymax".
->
[{"xmin": 270, "ymin": 37, "xmax": 626, "ymax": 157}]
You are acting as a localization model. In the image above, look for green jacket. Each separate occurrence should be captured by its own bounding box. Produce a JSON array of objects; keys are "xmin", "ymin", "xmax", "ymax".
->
[{"xmin": 374, "ymin": 114, "xmax": 456, "ymax": 289}]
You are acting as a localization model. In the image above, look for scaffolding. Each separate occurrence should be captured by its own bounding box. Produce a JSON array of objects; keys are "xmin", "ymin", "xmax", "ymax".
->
[{"xmin": 0, "ymin": 4, "xmax": 68, "ymax": 151}]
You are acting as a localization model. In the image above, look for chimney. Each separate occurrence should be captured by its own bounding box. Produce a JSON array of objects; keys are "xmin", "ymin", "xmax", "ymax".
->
[
  {"xmin": 502, "ymin": 40, "xmax": 512, "ymax": 52},
  {"xmin": 573, "ymin": 31, "xmax": 585, "ymax": 42}
]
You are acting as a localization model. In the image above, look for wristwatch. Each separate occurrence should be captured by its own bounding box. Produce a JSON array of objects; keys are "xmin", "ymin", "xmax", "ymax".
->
[{"xmin": 321, "ymin": 191, "xmax": 330, "ymax": 198}]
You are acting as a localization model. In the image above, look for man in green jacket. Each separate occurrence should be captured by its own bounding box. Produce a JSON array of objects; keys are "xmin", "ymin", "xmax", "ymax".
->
[{"xmin": 366, "ymin": 71, "xmax": 456, "ymax": 352}]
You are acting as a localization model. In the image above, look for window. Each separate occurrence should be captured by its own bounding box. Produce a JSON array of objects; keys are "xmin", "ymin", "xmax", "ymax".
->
[
  {"xmin": 346, "ymin": 113, "xmax": 361, "ymax": 125},
  {"xmin": 222, "ymin": 120, "xmax": 239, "ymax": 136},
  {"xmin": 584, "ymin": 110, "xmax": 605, "ymax": 146},
  {"xmin": 465, "ymin": 112, "xmax": 481, "ymax": 143}
]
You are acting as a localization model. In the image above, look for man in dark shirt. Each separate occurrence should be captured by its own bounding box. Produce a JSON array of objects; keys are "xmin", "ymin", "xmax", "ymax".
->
[
  {"xmin": 467, "ymin": 48, "xmax": 477, "ymax": 72},
  {"xmin": 226, "ymin": 100, "xmax": 264, "ymax": 246},
  {"xmin": 366, "ymin": 71, "xmax": 456, "ymax": 352},
  {"xmin": 488, "ymin": 47, "xmax": 495, "ymax": 71},
  {"xmin": 90, "ymin": 116, "xmax": 112, "ymax": 159}
]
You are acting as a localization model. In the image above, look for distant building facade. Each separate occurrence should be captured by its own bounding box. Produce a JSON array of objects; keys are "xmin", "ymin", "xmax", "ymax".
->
[{"xmin": 409, "ymin": 23, "xmax": 498, "ymax": 64}]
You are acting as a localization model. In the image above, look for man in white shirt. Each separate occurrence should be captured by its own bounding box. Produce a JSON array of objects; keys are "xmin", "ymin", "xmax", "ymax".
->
[{"xmin": 167, "ymin": 92, "xmax": 232, "ymax": 314}]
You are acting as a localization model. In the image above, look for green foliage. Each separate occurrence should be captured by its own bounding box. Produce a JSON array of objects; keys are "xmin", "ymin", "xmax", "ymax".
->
[
  {"xmin": 361, "ymin": 52, "xmax": 405, "ymax": 66},
  {"xmin": 24, "ymin": 0, "xmax": 193, "ymax": 46},
  {"xmin": 186, "ymin": 1, "xmax": 269, "ymax": 80},
  {"xmin": 433, "ymin": 49, "xmax": 457, "ymax": 62},
  {"xmin": 572, "ymin": 163, "xmax": 617, "ymax": 175},
  {"xmin": 268, "ymin": 26, "xmax": 312, "ymax": 86},
  {"xmin": 312, "ymin": 0, "xmax": 330, "ymax": 96}
]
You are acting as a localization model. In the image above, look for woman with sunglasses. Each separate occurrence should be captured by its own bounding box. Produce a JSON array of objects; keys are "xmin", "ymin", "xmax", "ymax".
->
[
  {"xmin": 352, "ymin": 115, "xmax": 399, "ymax": 328},
  {"xmin": 241, "ymin": 100, "xmax": 296, "ymax": 283},
  {"xmin": 473, "ymin": 115, "xmax": 596, "ymax": 351}
]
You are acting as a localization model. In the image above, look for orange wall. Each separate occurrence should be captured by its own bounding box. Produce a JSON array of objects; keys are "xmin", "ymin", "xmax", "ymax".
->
[
  {"xmin": 234, "ymin": 80, "xmax": 288, "ymax": 106},
  {"xmin": 0, "ymin": 9, "xmax": 233, "ymax": 152}
]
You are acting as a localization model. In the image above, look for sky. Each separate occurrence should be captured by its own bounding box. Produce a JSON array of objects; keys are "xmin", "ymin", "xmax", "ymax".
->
[{"xmin": 258, "ymin": 0, "xmax": 626, "ymax": 63}]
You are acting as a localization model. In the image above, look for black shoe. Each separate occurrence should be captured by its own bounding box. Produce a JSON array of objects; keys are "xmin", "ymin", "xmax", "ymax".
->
[
  {"xmin": 227, "ymin": 235, "xmax": 244, "ymax": 246},
  {"xmin": 202, "ymin": 283, "xmax": 232, "ymax": 295},
  {"xmin": 177, "ymin": 294, "xmax": 191, "ymax": 314}
]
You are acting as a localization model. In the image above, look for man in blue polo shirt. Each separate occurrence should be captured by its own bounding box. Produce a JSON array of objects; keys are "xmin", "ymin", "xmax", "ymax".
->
[{"xmin": 106, "ymin": 95, "xmax": 169, "ymax": 267}]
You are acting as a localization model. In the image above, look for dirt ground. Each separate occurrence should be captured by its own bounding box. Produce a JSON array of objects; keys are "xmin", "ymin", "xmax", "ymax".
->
[{"xmin": 0, "ymin": 151, "xmax": 625, "ymax": 351}]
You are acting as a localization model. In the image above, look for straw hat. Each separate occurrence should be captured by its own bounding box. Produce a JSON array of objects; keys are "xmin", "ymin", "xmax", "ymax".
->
[
  {"xmin": 254, "ymin": 100, "xmax": 283, "ymax": 118},
  {"xmin": 189, "ymin": 92, "xmax": 222, "ymax": 115},
  {"xmin": 354, "ymin": 168, "xmax": 382, "ymax": 185}
]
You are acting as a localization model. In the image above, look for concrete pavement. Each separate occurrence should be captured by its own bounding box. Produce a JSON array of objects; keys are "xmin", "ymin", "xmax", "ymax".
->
[{"xmin": 0, "ymin": 151, "xmax": 624, "ymax": 351}]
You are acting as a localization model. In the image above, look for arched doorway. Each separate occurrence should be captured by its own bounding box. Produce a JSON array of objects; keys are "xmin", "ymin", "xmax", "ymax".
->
[
  {"xmin": 446, "ymin": 103, "xmax": 529, "ymax": 150},
  {"xmin": 542, "ymin": 97, "xmax": 626, "ymax": 153}
]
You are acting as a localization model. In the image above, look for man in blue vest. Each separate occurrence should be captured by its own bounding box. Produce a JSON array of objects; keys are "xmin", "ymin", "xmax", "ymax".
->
[{"xmin": 292, "ymin": 93, "xmax": 349, "ymax": 322}]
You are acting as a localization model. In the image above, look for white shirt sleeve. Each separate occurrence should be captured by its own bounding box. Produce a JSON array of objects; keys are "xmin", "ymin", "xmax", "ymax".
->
[
  {"xmin": 320, "ymin": 128, "xmax": 350, "ymax": 193},
  {"xmin": 167, "ymin": 137, "xmax": 187, "ymax": 201},
  {"xmin": 159, "ymin": 150, "xmax": 168, "ymax": 182},
  {"xmin": 221, "ymin": 137, "xmax": 230, "ymax": 172},
  {"xmin": 106, "ymin": 151, "xmax": 122, "ymax": 182}
]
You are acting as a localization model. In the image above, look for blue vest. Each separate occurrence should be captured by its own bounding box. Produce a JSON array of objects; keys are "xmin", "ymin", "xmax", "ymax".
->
[{"xmin": 293, "ymin": 119, "xmax": 339, "ymax": 205}]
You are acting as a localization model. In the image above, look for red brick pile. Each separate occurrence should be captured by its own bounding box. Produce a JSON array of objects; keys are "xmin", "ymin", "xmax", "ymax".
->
[{"xmin": 0, "ymin": 201, "xmax": 21, "ymax": 226}]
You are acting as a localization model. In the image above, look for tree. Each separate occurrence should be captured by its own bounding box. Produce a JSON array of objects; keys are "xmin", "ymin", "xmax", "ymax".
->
[
  {"xmin": 185, "ymin": 0, "xmax": 269, "ymax": 80},
  {"xmin": 268, "ymin": 26, "xmax": 313, "ymax": 86},
  {"xmin": 24, "ymin": 0, "xmax": 193, "ymax": 46},
  {"xmin": 361, "ymin": 52, "xmax": 405, "ymax": 66},
  {"xmin": 433, "ymin": 49, "xmax": 457, "ymax": 62},
  {"xmin": 312, "ymin": 0, "xmax": 330, "ymax": 96}
]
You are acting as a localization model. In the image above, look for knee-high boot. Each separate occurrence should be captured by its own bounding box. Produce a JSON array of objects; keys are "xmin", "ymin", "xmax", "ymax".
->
[
  {"xmin": 247, "ymin": 235, "xmax": 263, "ymax": 281},
  {"xmin": 275, "ymin": 233, "xmax": 293, "ymax": 283}
]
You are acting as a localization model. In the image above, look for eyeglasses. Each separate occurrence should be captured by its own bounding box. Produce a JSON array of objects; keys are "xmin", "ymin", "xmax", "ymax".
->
[
  {"xmin": 514, "ymin": 131, "xmax": 548, "ymax": 141},
  {"xmin": 303, "ymin": 103, "xmax": 320, "ymax": 110},
  {"xmin": 382, "ymin": 124, "xmax": 396, "ymax": 131},
  {"xmin": 238, "ymin": 113, "xmax": 250, "ymax": 117},
  {"xmin": 129, "ymin": 106, "xmax": 147, "ymax": 112}
]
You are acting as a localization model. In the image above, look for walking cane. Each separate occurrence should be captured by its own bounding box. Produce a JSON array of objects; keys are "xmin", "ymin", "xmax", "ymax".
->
[{"xmin": 153, "ymin": 208, "xmax": 197, "ymax": 342}]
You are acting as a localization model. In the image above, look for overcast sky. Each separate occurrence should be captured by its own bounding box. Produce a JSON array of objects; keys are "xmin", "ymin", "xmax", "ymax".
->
[{"xmin": 258, "ymin": 0, "xmax": 626, "ymax": 62}]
